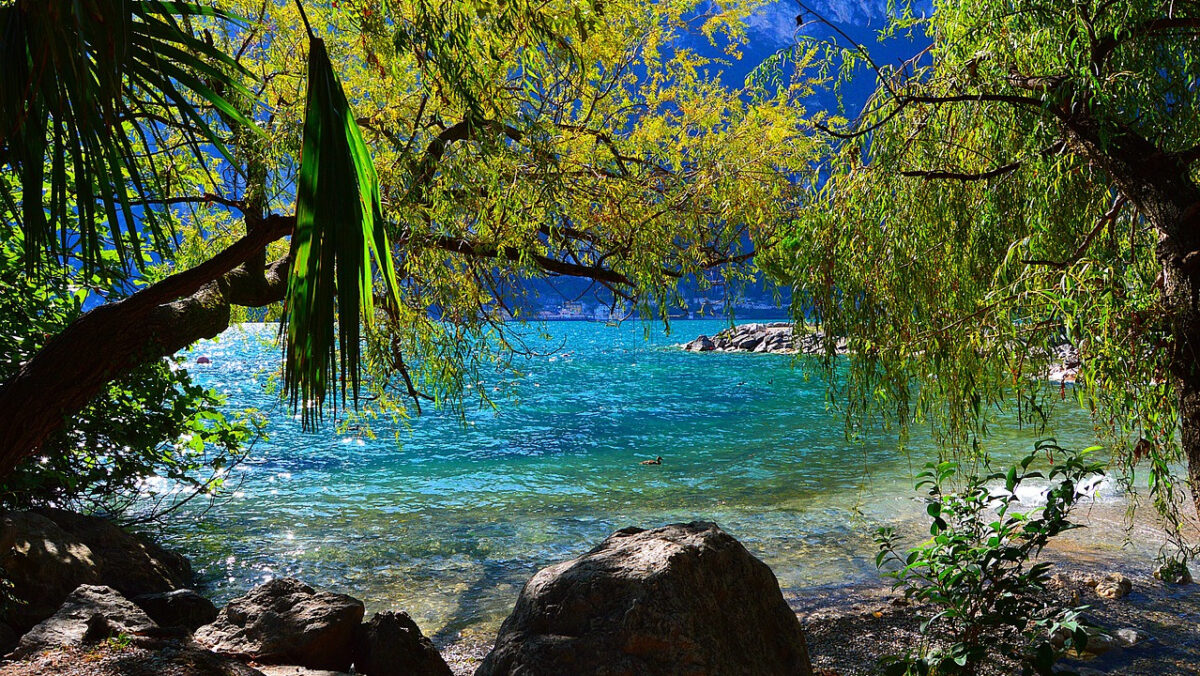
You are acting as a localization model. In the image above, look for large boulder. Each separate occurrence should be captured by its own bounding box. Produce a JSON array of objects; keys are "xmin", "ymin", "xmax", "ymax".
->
[
  {"xmin": 10, "ymin": 585, "xmax": 158, "ymax": 659},
  {"xmin": 133, "ymin": 589, "xmax": 219, "ymax": 631},
  {"xmin": 476, "ymin": 521, "xmax": 813, "ymax": 676},
  {"xmin": 0, "ymin": 509, "xmax": 191, "ymax": 631},
  {"xmin": 352, "ymin": 611, "xmax": 452, "ymax": 676},
  {"xmin": 195, "ymin": 578, "xmax": 364, "ymax": 671}
]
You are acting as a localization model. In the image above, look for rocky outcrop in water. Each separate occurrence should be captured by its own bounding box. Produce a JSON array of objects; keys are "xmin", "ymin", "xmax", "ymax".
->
[
  {"xmin": 476, "ymin": 521, "xmax": 813, "ymax": 676},
  {"xmin": 0, "ymin": 509, "xmax": 191, "ymax": 632},
  {"xmin": 682, "ymin": 322, "xmax": 846, "ymax": 356},
  {"xmin": 195, "ymin": 577, "xmax": 364, "ymax": 671},
  {"xmin": 353, "ymin": 611, "xmax": 452, "ymax": 676}
]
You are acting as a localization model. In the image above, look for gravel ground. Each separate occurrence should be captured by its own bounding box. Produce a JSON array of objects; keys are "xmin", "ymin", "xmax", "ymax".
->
[
  {"xmin": 794, "ymin": 563, "xmax": 1200, "ymax": 675},
  {"xmin": 0, "ymin": 641, "xmax": 262, "ymax": 676}
]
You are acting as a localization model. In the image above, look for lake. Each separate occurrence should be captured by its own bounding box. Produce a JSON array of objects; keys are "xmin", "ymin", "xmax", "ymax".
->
[{"xmin": 157, "ymin": 320, "xmax": 1149, "ymax": 644}]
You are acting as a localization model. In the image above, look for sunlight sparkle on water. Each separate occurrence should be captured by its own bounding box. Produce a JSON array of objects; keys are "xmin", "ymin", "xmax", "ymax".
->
[{"xmin": 154, "ymin": 320, "xmax": 1150, "ymax": 638}]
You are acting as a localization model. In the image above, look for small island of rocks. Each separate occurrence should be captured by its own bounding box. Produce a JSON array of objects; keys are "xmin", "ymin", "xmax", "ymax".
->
[{"xmin": 682, "ymin": 322, "xmax": 847, "ymax": 355}]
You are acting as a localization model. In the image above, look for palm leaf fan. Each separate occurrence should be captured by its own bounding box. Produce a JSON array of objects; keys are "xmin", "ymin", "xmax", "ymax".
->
[
  {"xmin": 0, "ymin": 0, "xmax": 260, "ymax": 273},
  {"xmin": 281, "ymin": 28, "xmax": 400, "ymax": 429}
]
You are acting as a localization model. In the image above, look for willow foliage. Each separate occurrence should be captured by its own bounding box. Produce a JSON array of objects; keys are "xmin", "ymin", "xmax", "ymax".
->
[
  {"xmin": 762, "ymin": 0, "xmax": 1200, "ymax": 531},
  {"xmin": 183, "ymin": 0, "xmax": 820, "ymax": 421}
]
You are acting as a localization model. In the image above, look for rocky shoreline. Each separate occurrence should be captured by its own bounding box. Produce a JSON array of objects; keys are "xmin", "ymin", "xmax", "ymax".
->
[
  {"xmin": 2, "ymin": 509, "xmax": 1195, "ymax": 675},
  {"xmin": 681, "ymin": 322, "xmax": 847, "ymax": 356},
  {"xmin": 682, "ymin": 323, "xmax": 1084, "ymax": 383}
]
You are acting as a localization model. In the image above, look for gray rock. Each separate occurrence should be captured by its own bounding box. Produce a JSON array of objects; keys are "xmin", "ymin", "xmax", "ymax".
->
[
  {"xmin": 684, "ymin": 336, "xmax": 715, "ymax": 352},
  {"xmin": 195, "ymin": 577, "xmax": 364, "ymax": 671},
  {"xmin": 134, "ymin": 588, "xmax": 219, "ymax": 631},
  {"xmin": 353, "ymin": 611, "xmax": 451, "ymax": 676},
  {"xmin": 689, "ymin": 323, "xmax": 847, "ymax": 356},
  {"xmin": 1114, "ymin": 627, "xmax": 1146, "ymax": 647},
  {"xmin": 11, "ymin": 584, "xmax": 158, "ymax": 658},
  {"xmin": 0, "ymin": 509, "xmax": 191, "ymax": 632},
  {"xmin": 476, "ymin": 521, "xmax": 813, "ymax": 676}
]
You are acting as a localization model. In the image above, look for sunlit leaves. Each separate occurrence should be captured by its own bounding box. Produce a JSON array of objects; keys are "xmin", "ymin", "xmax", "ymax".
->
[
  {"xmin": 282, "ymin": 36, "xmax": 400, "ymax": 429},
  {"xmin": 768, "ymin": 0, "xmax": 1200, "ymax": 528}
]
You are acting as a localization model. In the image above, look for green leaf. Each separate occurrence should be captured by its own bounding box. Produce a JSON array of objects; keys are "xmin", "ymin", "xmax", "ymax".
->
[{"xmin": 282, "ymin": 36, "xmax": 400, "ymax": 429}]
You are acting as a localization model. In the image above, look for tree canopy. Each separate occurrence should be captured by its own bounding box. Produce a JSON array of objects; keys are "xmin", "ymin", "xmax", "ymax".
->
[
  {"xmin": 762, "ymin": 0, "xmax": 1200, "ymax": 534},
  {"xmin": 0, "ymin": 0, "xmax": 817, "ymax": 473}
]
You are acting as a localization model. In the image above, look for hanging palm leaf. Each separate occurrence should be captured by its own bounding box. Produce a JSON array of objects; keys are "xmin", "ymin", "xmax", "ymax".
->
[
  {"xmin": 0, "ymin": 0, "xmax": 260, "ymax": 274},
  {"xmin": 281, "ymin": 28, "xmax": 400, "ymax": 429}
]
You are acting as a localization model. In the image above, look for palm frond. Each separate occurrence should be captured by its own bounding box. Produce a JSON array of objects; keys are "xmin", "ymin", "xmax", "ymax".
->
[
  {"xmin": 0, "ymin": 0, "xmax": 259, "ymax": 273},
  {"xmin": 282, "ymin": 35, "xmax": 400, "ymax": 429}
]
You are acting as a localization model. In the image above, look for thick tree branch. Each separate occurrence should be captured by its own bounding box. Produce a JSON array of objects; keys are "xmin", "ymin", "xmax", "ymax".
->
[
  {"xmin": 820, "ymin": 92, "xmax": 1056, "ymax": 140},
  {"xmin": 430, "ymin": 235, "xmax": 633, "ymax": 286},
  {"xmin": 0, "ymin": 219, "xmax": 294, "ymax": 477},
  {"xmin": 900, "ymin": 142, "xmax": 1066, "ymax": 182}
]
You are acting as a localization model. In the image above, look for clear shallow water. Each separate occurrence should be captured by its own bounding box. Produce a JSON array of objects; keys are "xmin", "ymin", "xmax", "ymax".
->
[{"xmin": 160, "ymin": 320, "xmax": 1128, "ymax": 641}]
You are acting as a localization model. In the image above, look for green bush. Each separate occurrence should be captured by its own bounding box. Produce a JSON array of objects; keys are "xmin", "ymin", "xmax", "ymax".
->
[
  {"xmin": 0, "ymin": 227, "xmax": 260, "ymax": 519},
  {"xmin": 875, "ymin": 440, "xmax": 1106, "ymax": 675}
]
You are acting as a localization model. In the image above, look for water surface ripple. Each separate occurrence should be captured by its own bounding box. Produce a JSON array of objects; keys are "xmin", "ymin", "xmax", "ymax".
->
[{"xmin": 162, "ymin": 320, "xmax": 1120, "ymax": 640}]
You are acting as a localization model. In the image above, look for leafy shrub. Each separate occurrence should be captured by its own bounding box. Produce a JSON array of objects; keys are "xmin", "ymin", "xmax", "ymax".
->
[
  {"xmin": 0, "ymin": 227, "xmax": 261, "ymax": 519},
  {"xmin": 875, "ymin": 440, "xmax": 1106, "ymax": 675}
]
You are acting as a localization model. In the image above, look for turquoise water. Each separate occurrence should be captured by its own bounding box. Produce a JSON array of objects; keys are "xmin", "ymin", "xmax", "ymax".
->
[{"xmin": 162, "ymin": 320, "xmax": 1114, "ymax": 641}]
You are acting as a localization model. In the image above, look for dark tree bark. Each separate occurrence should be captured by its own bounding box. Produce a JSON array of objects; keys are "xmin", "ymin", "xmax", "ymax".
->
[{"xmin": 1059, "ymin": 112, "xmax": 1200, "ymax": 516}]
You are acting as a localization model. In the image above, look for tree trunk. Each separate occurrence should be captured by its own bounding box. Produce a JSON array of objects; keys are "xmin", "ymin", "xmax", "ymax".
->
[
  {"xmin": 0, "ymin": 217, "xmax": 293, "ymax": 477},
  {"xmin": 1161, "ymin": 228, "xmax": 1200, "ymax": 517},
  {"xmin": 1060, "ymin": 112, "xmax": 1200, "ymax": 515}
]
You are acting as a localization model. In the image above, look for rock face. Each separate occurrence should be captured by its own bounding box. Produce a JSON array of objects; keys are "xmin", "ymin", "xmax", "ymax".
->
[
  {"xmin": 353, "ymin": 611, "xmax": 452, "ymax": 676},
  {"xmin": 195, "ymin": 578, "xmax": 365, "ymax": 671},
  {"xmin": 683, "ymin": 323, "xmax": 845, "ymax": 356},
  {"xmin": 476, "ymin": 521, "xmax": 813, "ymax": 676},
  {"xmin": 11, "ymin": 585, "xmax": 157, "ymax": 658},
  {"xmin": 0, "ymin": 509, "xmax": 191, "ymax": 631},
  {"xmin": 134, "ymin": 589, "xmax": 219, "ymax": 631}
]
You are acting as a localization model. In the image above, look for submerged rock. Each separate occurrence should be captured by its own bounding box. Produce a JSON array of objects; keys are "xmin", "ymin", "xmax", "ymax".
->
[
  {"xmin": 133, "ymin": 589, "xmax": 219, "ymax": 631},
  {"xmin": 0, "ymin": 509, "xmax": 191, "ymax": 632},
  {"xmin": 476, "ymin": 521, "xmax": 813, "ymax": 676},
  {"xmin": 11, "ymin": 585, "xmax": 157, "ymax": 658},
  {"xmin": 352, "ymin": 611, "xmax": 451, "ymax": 676},
  {"xmin": 195, "ymin": 578, "xmax": 364, "ymax": 671}
]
